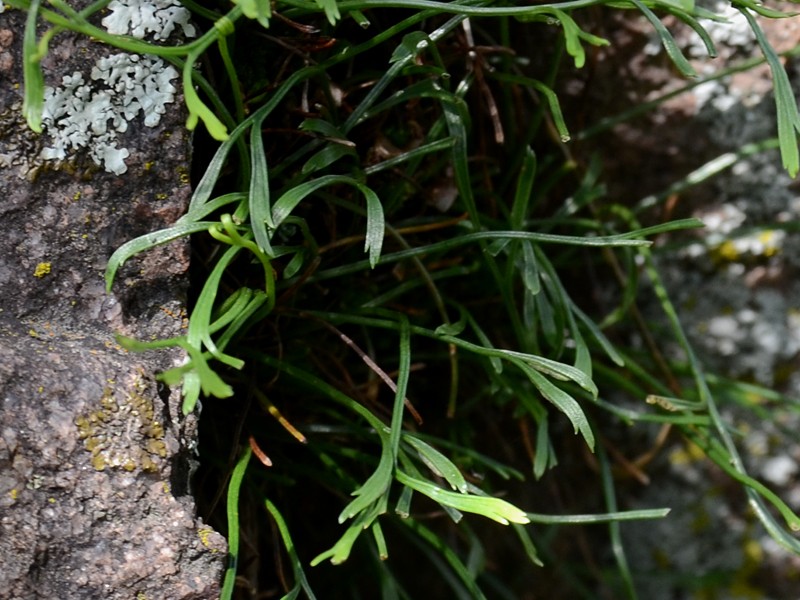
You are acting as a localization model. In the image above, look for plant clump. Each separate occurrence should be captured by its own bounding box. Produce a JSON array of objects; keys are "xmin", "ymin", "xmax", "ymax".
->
[{"xmin": 13, "ymin": 0, "xmax": 800, "ymax": 597}]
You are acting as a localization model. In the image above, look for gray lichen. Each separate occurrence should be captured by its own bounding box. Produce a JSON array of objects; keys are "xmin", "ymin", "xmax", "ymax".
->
[
  {"xmin": 101, "ymin": 0, "xmax": 196, "ymax": 41},
  {"xmin": 41, "ymin": 53, "xmax": 179, "ymax": 175},
  {"xmin": 34, "ymin": 0, "xmax": 197, "ymax": 175}
]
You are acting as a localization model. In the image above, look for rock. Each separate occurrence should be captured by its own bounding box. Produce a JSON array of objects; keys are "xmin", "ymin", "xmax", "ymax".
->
[
  {"xmin": 0, "ymin": 11, "xmax": 226, "ymax": 600},
  {"xmin": 563, "ymin": 6, "xmax": 800, "ymax": 599}
]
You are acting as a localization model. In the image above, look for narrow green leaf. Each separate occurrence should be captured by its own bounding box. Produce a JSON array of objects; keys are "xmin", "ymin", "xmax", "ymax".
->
[
  {"xmin": 672, "ymin": 10, "xmax": 717, "ymax": 58},
  {"xmin": 184, "ymin": 58, "xmax": 229, "ymax": 140},
  {"xmin": 597, "ymin": 443, "xmax": 636, "ymax": 598},
  {"xmin": 529, "ymin": 79, "xmax": 572, "ymax": 141},
  {"xmin": 214, "ymin": 290, "xmax": 270, "ymax": 352},
  {"xmin": 694, "ymin": 432, "xmax": 800, "ymax": 532},
  {"xmin": 311, "ymin": 516, "xmax": 368, "ymax": 566},
  {"xmin": 516, "ymin": 347, "xmax": 598, "ymax": 395},
  {"xmin": 434, "ymin": 305, "xmax": 467, "ymax": 336},
  {"xmin": 465, "ymin": 312, "xmax": 503, "ymax": 374},
  {"xmin": 371, "ymin": 522, "xmax": 389, "ymax": 560},
  {"xmin": 631, "ymin": 0, "xmax": 696, "ymax": 77},
  {"xmin": 233, "ymin": 0, "xmax": 271, "ymax": 27},
  {"xmin": 413, "ymin": 434, "xmax": 525, "ymax": 482},
  {"xmin": 735, "ymin": 0, "xmax": 795, "ymax": 19},
  {"xmin": 388, "ymin": 314, "xmax": 412, "ymax": 464},
  {"xmin": 573, "ymin": 328, "xmax": 592, "ymax": 379},
  {"xmin": 526, "ymin": 508, "xmax": 671, "ymax": 524},
  {"xmin": 187, "ymin": 244, "xmax": 244, "ymax": 367},
  {"xmin": 441, "ymin": 504, "xmax": 464, "ymax": 524},
  {"xmin": 272, "ymin": 175, "xmax": 384, "ymax": 265},
  {"xmin": 301, "ymin": 144, "xmax": 356, "ymax": 175},
  {"xmin": 574, "ymin": 305, "xmax": 625, "ymax": 367},
  {"xmin": 533, "ymin": 413, "xmax": 551, "ymax": 479},
  {"xmin": 314, "ymin": 0, "xmax": 340, "ymax": 25},
  {"xmin": 23, "ymin": 0, "xmax": 44, "ymax": 133},
  {"xmin": 746, "ymin": 492, "xmax": 800, "ymax": 554},
  {"xmin": 338, "ymin": 432, "xmax": 393, "ymax": 523},
  {"xmin": 534, "ymin": 282, "xmax": 560, "ymax": 349},
  {"xmin": 551, "ymin": 9, "xmax": 588, "ymax": 68},
  {"xmin": 516, "ymin": 361, "xmax": 595, "ymax": 450},
  {"xmin": 739, "ymin": 6, "xmax": 800, "ymax": 176},
  {"xmin": 362, "ymin": 184, "xmax": 385, "ymax": 268},
  {"xmin": 363, "ymin": 78, "xmax": 453, "ymax": 121},
  {"xmin": 396, "ymin": 472, "xmax": 529, "ymax": 526},
  {"xmin": 511, "ymin": 148, "xmax": 537, "ymax": 230},
  {"xmin": 364, "ymin": 138, "xmax": 456, "ymax": 176},
  {"xmin": 512, "ymin": 524, "xmax": 543, "ymax": 567},
  {"xmin": 396, "ymin": 486, "xmax": 413, "ymax": 518},
  {"xmin": 264, "ymin": 499, "xmax": 318, "ymax": 600},
  {"xmin": 116, "ymin": 333, "xmax": 183, "ymax": 352},
  {"xmin": 282, "ymin": 251, "xmax": 306, "ymax": 280},
  {"xmin": 300, "ymin": 118, "xmax": 348, "ymax": 138},
  {"xmin": 185, "ymin": 193, "xmax": 247, "ymax": 222},
  {"xmin": 434, "ymin": 321, "xmax": 466, "ymax": 336},
  {"xmin": 390, "ymin": 31, "xmax": 430, "ymax": 63},
  {"xmin": 350, "ymin": 9, "xmax": 370, "ymax": 27},
  {"xmin": 180, "ymin": 371, "xmax": 202, "ymax": 415},
  {"xmin": 220, "ymin": 445, "xmax": 252, "ymax": 600},
  {"xmin": 182, "ymin": 345, "xmax": 234, "ymax": 400},
  {"xmin": 105, "ymin": 221, "xmax": 216, "ymax": 291},
  {"xmin": 404, "ymin": 435, "xmax": 468, "ymax": 493},
  {"xmin": 272, "ymin": 175, "xmax": 348, "ymax": 227},
  {"xmin": 187, "ymin": 135, "xmax": 248, "ymax": 217},
  {"xmin": 249, "ymin": 120, "xmax": 273, "ymax": 253}
]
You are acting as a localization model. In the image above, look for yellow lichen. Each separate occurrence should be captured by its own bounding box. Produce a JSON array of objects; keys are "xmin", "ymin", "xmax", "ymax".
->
[
  {"xmin": 668, "ymin": 441, "xmax": 705, "ymax": 466},
  {"xmin": 178, "ymin": 166, "xmax": 190, "ymax": 185},
  {"xmin": 197, "ymin": 527, "xmax": 219, "ymax": 552},
  {"xmin": 74, "ymin": 374, "xmax": 168, "ymax": 474},
  {"xmin": 713, "ymin": 240, "xmax": 739, "ymax": 262},
  {"xmin": 33, "ymin": 262, "xmax": 51, "ymax": 278},
  {"xmin": 757, "ymin": 230, "xmax": 780, "ymax": 257}
]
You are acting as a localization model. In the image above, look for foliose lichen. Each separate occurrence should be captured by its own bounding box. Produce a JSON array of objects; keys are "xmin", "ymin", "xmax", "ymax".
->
[
  {"xmin": 40, "ymin": 54, "xmax": 179, "ymax": 175},
  {"xmin": 74, "ymin": 376, "xmax": 168, "ymax": 473},
  {"xmin": 101, "ymin": 0, "xmax": 196, "ymax": 41},
  {"xmin": 33, "ymin": 0, "xmax": 198, "ymax": 174}
]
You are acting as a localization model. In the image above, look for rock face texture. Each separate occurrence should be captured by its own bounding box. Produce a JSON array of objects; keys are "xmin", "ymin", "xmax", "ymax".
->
[
  {"xmin": 0, "ymin": 12, "xmax": 226, "ymax": 600},
  {"xmin": 560, "ymin": 7, "xmax": 800, "ymax": 599}
]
